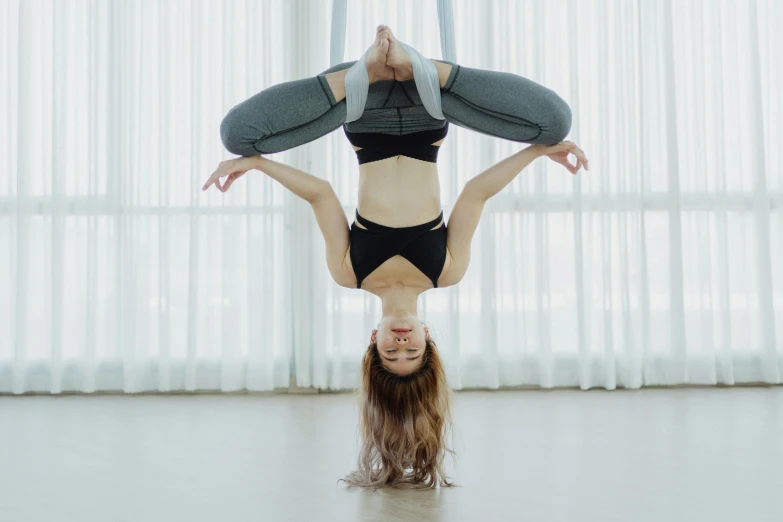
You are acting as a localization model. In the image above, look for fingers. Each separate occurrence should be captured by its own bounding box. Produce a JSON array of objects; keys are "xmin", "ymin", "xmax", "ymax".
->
[
  {"xmin": 560, "ymin": 156, "xmax": 576, "ymax": 175},
  {"xmin": 201, "ymin": 158, "xmax": 250, "ymax": 192},
  {"xmin": 566, "ymin": 155, "xmax": 583, "ymax": 175},
  {"xmin": 222, "ymin": 173, "xmax": 237, "ymax": 192},
  {"xmin": 568, "ymin": 152, "xmax": 582, "ymax": 175},
  {"xmin": 203, "ymin": 159, "xmax": 237, "ymax": 191},
  {"xmin": 203, "ymin": 165, "xmax": 225, "ymax": 192},
  {"xmin": 203, "ymin": 173, "xmax": 221, "ymax": 191},
  {"xmin": 567, "ymin": 142, "xmax": 588, "ymax": 171},
  {"xmin": 205, "ymin": 169, "xmax": 245, "ymax": 193},
  {"xmin": 569, "ymin": 144, "xmax": 589, "ymax": 172},
  {"xmin": 549, "ymin": 141, "xmax": 589, "ymax": 174}
]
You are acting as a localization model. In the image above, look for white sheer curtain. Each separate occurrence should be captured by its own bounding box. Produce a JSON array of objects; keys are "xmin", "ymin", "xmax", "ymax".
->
[
  {"xmin": 1, "ymin": 0, "xmax": 300, "ymax": 394},
  {"xmin": 1, "ymin": 0, "xmax": 781, "ymax": 395}
]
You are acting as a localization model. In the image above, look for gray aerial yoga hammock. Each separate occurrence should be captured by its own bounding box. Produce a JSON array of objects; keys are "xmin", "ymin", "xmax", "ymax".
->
[{"xmin": 330, "ymin": 0, "xmax": 457, "ymax": 123}]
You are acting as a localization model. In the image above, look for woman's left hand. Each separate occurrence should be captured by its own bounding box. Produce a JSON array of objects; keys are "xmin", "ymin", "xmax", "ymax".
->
[
  {"xmin": 202, "ymin": 157, "xmax": 254, "ymax": 192},
  {"xmin": 532, "ymin": 141, "xmax": 589, "ymax": 175}
]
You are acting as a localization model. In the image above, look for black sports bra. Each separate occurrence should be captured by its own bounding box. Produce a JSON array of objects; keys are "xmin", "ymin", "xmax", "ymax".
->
[
  {"xmin": 344, "ymin": 123, "xmax": 449, "ymax": 165},
  {"xmin": 349, "ymin": 211, "xmax": 448, "ymax": 289}
]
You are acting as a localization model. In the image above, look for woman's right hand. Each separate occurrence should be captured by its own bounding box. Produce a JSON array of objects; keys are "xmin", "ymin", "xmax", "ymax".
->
[
  {"xmin": 202, "ymin": 157, "xmax": 255, "ymax": 192},
  {"xmin": 533, "ymin": 141, "xmax": 589, "ymax": 175}
]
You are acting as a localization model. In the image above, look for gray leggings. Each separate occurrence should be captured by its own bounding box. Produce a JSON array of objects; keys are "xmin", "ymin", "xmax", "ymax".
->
[{"xmin": 220, "ymin": 59, "xmax": 572, "ymax": 157}]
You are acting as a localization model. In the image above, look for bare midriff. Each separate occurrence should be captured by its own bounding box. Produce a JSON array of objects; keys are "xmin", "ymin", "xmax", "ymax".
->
[{"xmin": 353, "ymin": 138, "xmax": 446, "ymax": 231}]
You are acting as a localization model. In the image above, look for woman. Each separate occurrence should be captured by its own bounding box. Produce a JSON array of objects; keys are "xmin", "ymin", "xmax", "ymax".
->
[{"xmin": 203, "ymin": 26, "xmax": 588, "ymax": 489}]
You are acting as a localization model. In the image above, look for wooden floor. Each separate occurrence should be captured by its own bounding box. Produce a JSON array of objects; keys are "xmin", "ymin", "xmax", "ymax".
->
[{"xmin": 1, "ymin": 387, "xmax": 781, "ymax": 522}]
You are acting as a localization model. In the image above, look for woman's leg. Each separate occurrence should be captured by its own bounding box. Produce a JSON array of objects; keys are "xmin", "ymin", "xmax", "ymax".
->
[
  {"xmin": 433, "ymin": 59, "xmax": 572, "ymax": 145},
  {"xmin": 377, "ymin": 26, "xmax": 570, "ymax": 144},
  {"xmin": 219, "ymin": 62, "xmax": 353, "ymax": 157},
  {"xmin": 220, "ymin": 28, "xmax": 394, "ymax": 157}
]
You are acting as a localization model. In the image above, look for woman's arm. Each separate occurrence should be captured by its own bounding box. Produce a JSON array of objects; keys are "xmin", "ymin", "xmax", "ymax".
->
[
  {"xmin": 438, "ymin": 147, "xmax": 541, "ymax": 286},
  {"xmin": 249, "ymin": 155, "xmax": 330, "ymax": 202},
  {"xmin": 442, "ymin": 146, "xmax": 541, "ymax": 285},
  {"xmin": 309, "ymin": 184, "xmax": 356, "ymax": 288},
  {"xmin": 204, "ymin": 155, "xmax": 328, "ymax": 198},
  {"xmin": 251, "ymin": 156, "xmax": 356, "ymax": 287},
  {"xmin": 203, "ymin": 156, "xmax": 355, "ymax": 287},
  {"xmin": 462, "ymin": 145, "xmax": 542, "ymax": 202},
  {"xmin": 440, "ymin": 142, "xmax": 587, "ymax": 287}
]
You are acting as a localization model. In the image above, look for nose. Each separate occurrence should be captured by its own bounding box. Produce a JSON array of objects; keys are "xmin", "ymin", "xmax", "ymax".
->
[{"xmin": 395, "ymin": 335, "xmax": 409, "ymax": 343}]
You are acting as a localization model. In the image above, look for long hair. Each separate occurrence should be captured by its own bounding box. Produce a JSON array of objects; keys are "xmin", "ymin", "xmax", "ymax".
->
[{"xmin": 339, "ymin": 337, "xmax": 458, "ymax": 490}]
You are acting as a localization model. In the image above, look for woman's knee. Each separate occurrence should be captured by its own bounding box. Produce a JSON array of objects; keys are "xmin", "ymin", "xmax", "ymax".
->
[
  {"xmin": 537, "ymin": 93, "xmax": 572, "ymax": 144},
  {"xmin": 220, "ymin": 106, "xmax": 262, "ymax": 157}
]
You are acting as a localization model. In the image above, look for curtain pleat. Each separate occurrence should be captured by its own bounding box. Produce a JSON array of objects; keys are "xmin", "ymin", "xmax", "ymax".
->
[{"xmin": 0, "ymin": 0, "xmax": 780, "ymax": 394}]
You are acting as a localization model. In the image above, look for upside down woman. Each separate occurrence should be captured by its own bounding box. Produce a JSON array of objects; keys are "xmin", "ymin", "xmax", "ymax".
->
[{"xmin": 202, "ymin": 26, "xmax": 588, "ymax": 490}]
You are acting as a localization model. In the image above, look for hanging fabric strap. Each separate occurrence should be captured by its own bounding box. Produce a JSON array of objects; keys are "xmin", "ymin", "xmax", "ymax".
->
[
  {"xmin": 330, "ymin": 0, "xmax": 348, "ymax": 69},
  {"xmin": 330, "ymin": 0, "xmax": 457, "ymax": 123},
  {"xmin": 344, "ymin": 52, "xmax": 371, "ymax": 122},
  {"xmin": 397, "ymin": 41, "xmax": 444, "ymax": 121},
  {"xmin": 437, "ymin": 0, "xmax": 457, "ymax": 63}
]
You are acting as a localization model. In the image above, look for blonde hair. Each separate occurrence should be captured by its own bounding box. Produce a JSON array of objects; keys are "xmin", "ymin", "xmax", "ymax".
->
[{"xmin": 340, "ymin": 338, "xmax": 458, "ymax": 490}]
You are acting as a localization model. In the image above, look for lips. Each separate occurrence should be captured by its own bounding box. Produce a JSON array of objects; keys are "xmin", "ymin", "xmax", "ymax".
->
[{"xmin": 392, "ymin": 329, "xmax": 411, "ymax": 334}]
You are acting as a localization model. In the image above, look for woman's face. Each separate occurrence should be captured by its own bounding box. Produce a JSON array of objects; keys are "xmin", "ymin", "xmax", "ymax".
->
[{"xmin": 371, "ymin": 315, "xmax": 430, "ymax": 376}]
